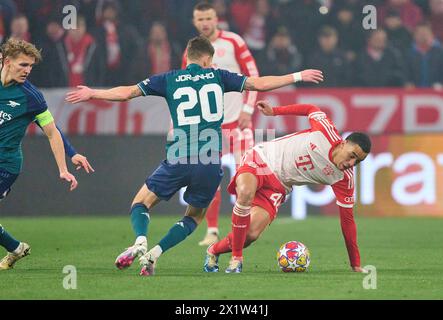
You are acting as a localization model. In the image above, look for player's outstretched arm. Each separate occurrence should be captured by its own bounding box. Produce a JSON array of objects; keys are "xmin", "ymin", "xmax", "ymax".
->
[
  {"xmin": 65, "ymin": 85, "xmax": 142, "ymax": 104},
  {"xmin": 41, "ymin": 122, "xmax": 78, "ymax": 191},
  {"xmin": 257, "ymin": 101, "xmax": 321, "ymax": 117},
  {"xmin": 338, "ymin": 205, "xmax": 365, "ymax": 273},
  {"xmin": 244, "ymin": 69, "xmax": 323, "ymax": 92}
]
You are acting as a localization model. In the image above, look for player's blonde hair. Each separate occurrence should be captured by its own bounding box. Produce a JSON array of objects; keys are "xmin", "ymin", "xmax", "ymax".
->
[{"xmin": 1, "ymin": 38, "xmax": 42, "ymax": 64}]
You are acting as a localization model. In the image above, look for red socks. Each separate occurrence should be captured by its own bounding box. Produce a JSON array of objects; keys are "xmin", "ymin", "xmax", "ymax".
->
[
  {"xmin": 211, "ymin": 232, "xmax": 233, "ymax": 255},
  {"xmin": 231, "ymin": 202, "xmax": 251, "ymax": 259}
]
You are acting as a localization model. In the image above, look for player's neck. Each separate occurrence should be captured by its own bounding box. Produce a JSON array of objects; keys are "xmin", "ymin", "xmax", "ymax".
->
[
  {"xmin": 187, "ymin": 57, "xmax": 211, "ymax": 69},
  {"xmin": 187, "ymin": 60, "xmax": 201, "ymax": 67},
  {"xmin": 209, "ymin": 29, "xmax": 221, "ymax": 42},
  {"xmin": 0, "ymin": 69, "xmax": 14, "ymax": 87}
]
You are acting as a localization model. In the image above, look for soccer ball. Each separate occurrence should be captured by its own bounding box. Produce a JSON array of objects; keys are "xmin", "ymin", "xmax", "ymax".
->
[{"xmin": 277, "ymin": 241, "xmax": 310, "ymax": 272}]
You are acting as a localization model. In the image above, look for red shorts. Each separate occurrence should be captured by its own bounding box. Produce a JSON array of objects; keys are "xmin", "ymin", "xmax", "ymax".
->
[
  {"xmin": 227, "ymin": 149, "xmax": 287, "ymax": 221},
  {"xmin": 221, "ymin": 121, "xmax": 254, "ymax": 161}
]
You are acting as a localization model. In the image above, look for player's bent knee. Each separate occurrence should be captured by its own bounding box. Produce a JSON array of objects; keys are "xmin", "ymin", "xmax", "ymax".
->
[
  {"xmin": 235, "ymin": 184, "xmax": 256, "ymax": 204},
  {"xmin": 132, "ymin": 186, "xmax": 160, "ymax": 209}
]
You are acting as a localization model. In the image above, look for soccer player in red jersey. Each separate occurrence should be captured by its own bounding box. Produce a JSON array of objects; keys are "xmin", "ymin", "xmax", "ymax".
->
[
  {"xmin": 183, "ymin": 2, "xmax": 260, "ymax": 246},
  {"xmin": 204, "ymin": 101, "xmax": 371, "ymax": 273}
]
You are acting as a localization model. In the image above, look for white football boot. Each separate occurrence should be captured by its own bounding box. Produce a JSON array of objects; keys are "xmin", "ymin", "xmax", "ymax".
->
[{"xmin": 0, "ymin": 242, "xmax": 31, "ymax": 270}]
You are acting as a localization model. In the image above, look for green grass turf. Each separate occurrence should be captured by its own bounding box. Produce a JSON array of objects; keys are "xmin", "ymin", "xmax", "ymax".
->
[{"xmin": 0, "ymin": 215, "xmax": 442, "ymax": 300}]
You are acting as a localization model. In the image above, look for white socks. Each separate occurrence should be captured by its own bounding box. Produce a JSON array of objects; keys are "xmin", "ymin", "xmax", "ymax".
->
[
  {"xmin": 135, "ymin": 236, "xmax": 147, "ymax": 247},
  {"xmin": 207, "ymin": 227, "xmax": 219, "ymax": 235},
  {"xmin": 149, "ymin": 245, "xmax": 163, "ymax": 261}
]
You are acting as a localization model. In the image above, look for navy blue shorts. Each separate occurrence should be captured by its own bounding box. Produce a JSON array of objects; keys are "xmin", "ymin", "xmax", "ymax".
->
[
  {"xmin": 0, "ymin": 169, "xmax": 18, "ymax": 201},
  {"xmin": 146, "ymin": 159, "xmax": 223, "ymax": 208}
]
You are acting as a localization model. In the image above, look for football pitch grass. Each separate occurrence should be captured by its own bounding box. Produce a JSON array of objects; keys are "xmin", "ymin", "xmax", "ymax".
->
[{"xmin": 0, "ymin": 215, "xmax": 442, "ymax": 300}]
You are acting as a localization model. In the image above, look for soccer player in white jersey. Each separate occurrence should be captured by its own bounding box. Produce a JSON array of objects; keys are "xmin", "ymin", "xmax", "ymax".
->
[
  {"xmin": 183, "ymin": 2, "xmax": 260, "ymax": 246},
  {"xmin": 204, "ymin": 101, "xmax": 371, "ymax": 273}
]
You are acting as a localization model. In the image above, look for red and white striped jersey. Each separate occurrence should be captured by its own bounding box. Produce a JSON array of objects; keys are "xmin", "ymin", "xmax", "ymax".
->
[
  {"xmin": 182, "ymin": 30, "xmax": 259, "ymax": 124},
  {"xmin": 254, "ymin": 105, "xmax": 355, "ymax": 208}
]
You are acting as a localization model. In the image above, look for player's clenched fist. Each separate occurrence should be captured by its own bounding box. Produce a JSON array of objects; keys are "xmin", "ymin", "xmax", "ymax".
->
[{"xmin": 256, "ymin": 101, "xmax": 274, "ymax": 116}]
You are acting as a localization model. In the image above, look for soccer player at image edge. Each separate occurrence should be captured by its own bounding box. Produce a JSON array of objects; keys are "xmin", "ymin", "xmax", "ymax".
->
[{"xmin": 0, "ymin": 39, "xmax": 94, "ymax": 270}]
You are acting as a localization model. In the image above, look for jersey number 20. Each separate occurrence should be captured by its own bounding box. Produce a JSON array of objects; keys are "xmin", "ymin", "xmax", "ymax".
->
[{"xmin": 174, "ymin": 84, "xmax": 223, "ymax": 126}]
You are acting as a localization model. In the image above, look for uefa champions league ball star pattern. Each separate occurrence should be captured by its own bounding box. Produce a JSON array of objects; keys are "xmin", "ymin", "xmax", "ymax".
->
[{"xmin": 277, "ymin": 241, "xmax": 310, "ymax": 272}]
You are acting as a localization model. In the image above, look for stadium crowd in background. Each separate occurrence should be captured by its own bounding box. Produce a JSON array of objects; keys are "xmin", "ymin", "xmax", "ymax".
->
[{"xmin": 0, "ymin": 0, "xmax": 442, "ymax": 89}]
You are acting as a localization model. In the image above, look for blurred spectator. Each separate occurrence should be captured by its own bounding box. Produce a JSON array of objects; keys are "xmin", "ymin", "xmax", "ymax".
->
[
  {"xmin": 354, "ymin": 29, "xmax": 406, "ymax": 87},
  {"xmin": 383, "ymin": 9, "xmax": 412, "ymax": 54},
  {"xmin": 46, "ymin": 18, "xmax": 65, "ymax": 43},
  {"xmin": 0, "ymin": 0, "xmax": 17, "ymax": 43},
  {"xmin": 63, "ymin": 16, "xmax": 105, "ymax": 87},
  {"xmin": 93, "ymin": 1, "xmax": 142, "ymax": 86},
  {"xmin": 78, "ymin": 0, "xmax": 99, "ymax": 30},
  {"xmin": 28, "ymin": 18, "xmax": 66, "ymax": 87},
  {"xmin": 405, "ymin": 23, "xmax": 443, "ymax": 88},
  {"xmin": 165, "ymin": 0, "xmax": 198, "ymax": 49},
  {"xmin": 429, "ymin": 0, "xmax": 443, "ymax": 43},
  {"xmin": 331, "ymin": 4, "xmax": 365, "ymax": 62},
  {"xmin": 230, "ymin": 0, "xmax": 255, "ymax": 35},
  {"xmin": 9, "ymin": 14, "xmax": 30, "ymax": 41},
  {"xmin": 242, "ymin": 0, "xmax": 272, "ymax": 56},
  {"xmin": 307, "ymin": 26, "xmax": 351, "ymax": 87},
  {"xmin": 257, "ymin": 27, "xmax": 302, "ymax": 76},
  {"xmin": 4, "ymin": 0, "xmax": 436, "ymax": 89},
  {"xmin": 18, "ymin": 0, "xmax": 74, "ymax": 46},
  {"xmin": 276, "ymin": 0, "xmax": 325, "ymax": 58},
  {"xmin": 412, "ymin": 0, "xmax": 430, "ymax": 14},
  {"xmin": 95, "ymin": 0, "xmax": 120, "ymax": 23},
  {"xmin": 122, "ymin": 0, "xmax": 194, "ymax": 50},
  {"xmin": 134, "ymin": 21, "xmax": 182, "ymax": 79},
  {"xmin": 378, "ymin": 0, "xmax": 423, "ymax": 32},
  {"xmin": 213, "ymin": 0, "xmax": 238, "ymax": 32}
]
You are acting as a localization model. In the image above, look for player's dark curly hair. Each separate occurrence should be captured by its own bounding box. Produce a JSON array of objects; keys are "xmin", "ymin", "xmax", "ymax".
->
[{"xmin": 346, "ymin": 132, "xmax": 372, "ymax": 153}]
